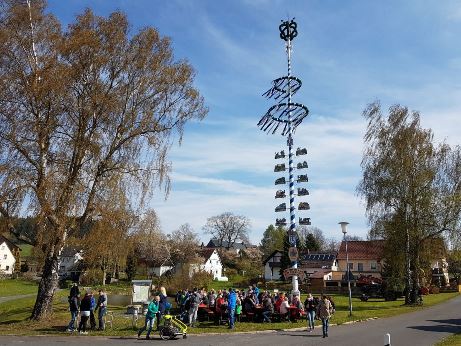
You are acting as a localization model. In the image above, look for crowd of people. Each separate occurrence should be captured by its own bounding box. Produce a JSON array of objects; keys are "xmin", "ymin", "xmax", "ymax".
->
[
  {"xmin": 67, "ymin": 282, "xmax": 336, "ymax": 339},
  {"xmin": 172, "ymin": 284, "xmax": 336, "ymax": 338},
  {"xmin": 67, "ymin": 283, "xmax": 108, "ymax": 334}
]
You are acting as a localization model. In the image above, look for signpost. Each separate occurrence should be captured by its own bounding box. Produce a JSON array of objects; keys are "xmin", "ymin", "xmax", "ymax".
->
[
  {"xmin": 283, "ymin": 268, "xmax": 306, "ymax": 281},
  {"xmin": 288, "ymin": 246, "xmax": 299, "ymax": 262}
]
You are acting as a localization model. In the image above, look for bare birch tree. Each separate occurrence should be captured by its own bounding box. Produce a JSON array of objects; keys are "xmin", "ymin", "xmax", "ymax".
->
[
  {"xmin": 0, "ymin": 1, "xmax": 207, "ymax": 319},
  {"xmin": 357, "ymin": 102, "xmax": 461, "ymax": 304}
]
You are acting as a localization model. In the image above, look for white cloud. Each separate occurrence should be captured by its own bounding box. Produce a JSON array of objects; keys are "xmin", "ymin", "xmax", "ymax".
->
[{"xmin": 151, "ymin": 113, "xmax": 369, "ymax": 244}]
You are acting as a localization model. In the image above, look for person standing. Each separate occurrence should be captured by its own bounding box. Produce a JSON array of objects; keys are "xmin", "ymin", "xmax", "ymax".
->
[
  {"xmin": 227, "ymin": 288, "xmax": 237, "ymax": 329},
  {"xmin": 89, "ymin": 291, "xmax": 96, "ymax": 330},
  {"xmin": 214, "ymin": 293, "xmax": 225, "ymax": 325},
  {"xmin": 188, "ymin": 288, "xmax": 200, "ymax": 327},
  {"xmin": 69, "ymin": 282, "xmax": 80, "ymax": 298},
  {"xmin": 304, "ymin": 293, "xmax": 317, "ymax": 332},
  {"xmin": 253, "ymin": 284, "xmax": 260, "ymax": 304},
  {"xmin": 317, "ymin": 294, "xmax": 333, "ymax": 338},
  {"xmin": 235, "ymin": 297, "xmax": 242, "ymax": 322},
  {"xmin": 157, "ymin": 286, "xmax": 168, "ymax": 330},
  {"xmin": 208, "ymin": 289, "xmax": 216, "ymax": 309},
  {"xmin": 67, "ymin": 294, "xmax": 79, "ymax": 332},
  {"xmin": 138, "ymin": 295, "xmax": 159, "ymax": 340},
  {"xmin": 78, "ymin": 291, "xmax": 92, "ymax": 334},
  {"xmin": 96, "ymin": 289, "xmax": 108, "ymax": 331}
]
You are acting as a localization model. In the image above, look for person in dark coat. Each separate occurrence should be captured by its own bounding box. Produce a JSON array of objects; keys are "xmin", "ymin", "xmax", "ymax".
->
[
  {"xmin": 94, "ymin": 289, "xmax": 108, "ymax": 330},
  {"xmin": 156, "ymin": 286, "xmax": 169, "ymax": 330},
  {"xmin": 67, "ymin": 294, "xmax": 80, "ymax": 332},
  {"xmin": 78, "ymin": 292, "xmax": 92, "ymax": 334},
  {"xmin": 89, "ymin": 291, "xmax": 96, "ymax": 330},
  {"xmin": 69, "ymin": 283, "xmax": 80, "ymax": 298}
]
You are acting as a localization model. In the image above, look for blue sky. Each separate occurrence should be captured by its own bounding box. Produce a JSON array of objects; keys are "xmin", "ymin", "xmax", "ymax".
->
[{"xmin": 47, "ymin": 0, "xmax": 461, "ymax": 244}]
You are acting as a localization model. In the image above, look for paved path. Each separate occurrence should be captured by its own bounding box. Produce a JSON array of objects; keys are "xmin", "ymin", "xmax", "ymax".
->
[
  {"xmin": 0, "ymin": 295, "xmax": 460, "ymax": 345},
  {"xmin": 0, "ymin": 293, "xmax": 36, "ymax": 304}
]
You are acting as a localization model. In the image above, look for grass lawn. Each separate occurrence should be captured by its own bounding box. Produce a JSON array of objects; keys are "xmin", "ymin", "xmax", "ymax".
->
[
  {"xmin": 435, "ymin": 333, "xmax": 461, "ymax": 346},
  {"xmin": 0, "ymin": 290, "xmax": 458, "ymax": 336},
  {"xmin": 0, "ymin": 279, "xmax": 38, "ymax": 297}
]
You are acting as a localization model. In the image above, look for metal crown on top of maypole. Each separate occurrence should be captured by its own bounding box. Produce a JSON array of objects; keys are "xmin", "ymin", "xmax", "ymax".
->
[{"xmin": 258, "ymin": 19, "xmax": 310, "ymax": 296}]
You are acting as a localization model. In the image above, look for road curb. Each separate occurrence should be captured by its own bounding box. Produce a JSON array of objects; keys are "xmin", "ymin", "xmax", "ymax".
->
[{"xmin": 0, "ymin": 317, "xmax": 381, "ymax": 338}]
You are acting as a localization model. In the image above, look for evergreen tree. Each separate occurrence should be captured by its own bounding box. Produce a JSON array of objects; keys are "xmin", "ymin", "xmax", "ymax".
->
[
  {"xmin": 125, "ymin": 253, "xmax": 138, "ymax": 281},
  {"xmin": 304, "ymin": 233, "xmax": 321, "ymax": 252},
  {"xmin": 260, "ymin": 224, "xmax": 285, "ymax": 259}
]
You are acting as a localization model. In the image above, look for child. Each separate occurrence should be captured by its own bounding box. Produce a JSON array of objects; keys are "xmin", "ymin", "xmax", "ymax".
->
[{"xmin": 235, "ymin": 297, "xmax": 242, "ymax": 322}]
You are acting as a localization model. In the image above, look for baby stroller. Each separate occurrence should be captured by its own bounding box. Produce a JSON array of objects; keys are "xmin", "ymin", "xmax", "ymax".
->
[{"xmin": 159, "ymin": 314, "xmax": 188, "ymax": 340}]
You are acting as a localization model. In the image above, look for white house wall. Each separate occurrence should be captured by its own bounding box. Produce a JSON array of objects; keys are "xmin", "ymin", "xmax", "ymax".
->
[
  {"xmin": 58, "ymin": 252, "xmax": 83, "ymax": 276},
  {"xmin": 189, "ymin": 251, "xmax": 223, "ymax": 280},
  {"xmin": 0, "ymin": 242, "xmax": 16, "ymax": 275},
  {"xmin": 202, "ymin": 251, "xmax": 222, "ymax": 279},
  {"xmin": 264, "ymin": 263, "xmax": 281, "ymax": 280}
]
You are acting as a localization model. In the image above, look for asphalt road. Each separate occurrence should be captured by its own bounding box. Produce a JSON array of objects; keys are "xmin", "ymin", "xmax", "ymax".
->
[{"xmin": 0, "ymin": 295, "xmax": 460, "ymax": 346}]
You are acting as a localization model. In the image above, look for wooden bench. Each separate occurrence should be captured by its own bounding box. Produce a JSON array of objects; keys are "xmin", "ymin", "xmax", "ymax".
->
[
  {"xmin": 271, "ymin": 312, "xmax": 281, "ymax": 322},
  {"xmin": 244, "ymin": 312, "xmax": 255, "ymax": 322}
]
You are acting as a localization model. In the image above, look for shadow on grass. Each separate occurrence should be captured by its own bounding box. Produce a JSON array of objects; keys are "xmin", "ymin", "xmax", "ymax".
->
[
  {"xmin": 36, "ymin": 325, "xmax": 67, "ymax": 333},
  {"xmin": 0, "ymin": 307, "xmax": 31, "ymax": 324}
]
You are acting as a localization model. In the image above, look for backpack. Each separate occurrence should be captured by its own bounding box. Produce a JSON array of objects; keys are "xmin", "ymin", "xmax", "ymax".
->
[
  {"xmin": 165, "ymin": 301, "xmax": 172, "ymax": 311},
  {"xmin": 184, "ymin": 296, "xmax": 191, "ymax": 310},
  {"xmin": 191, "ymin": 293, "xmax": 200, "ymax": 307}
]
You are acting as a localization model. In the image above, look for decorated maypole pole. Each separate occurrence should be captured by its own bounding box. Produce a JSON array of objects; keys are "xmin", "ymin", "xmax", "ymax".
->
[{"xmin": 258, "ymin": 19, "xmax": 310, "ymax": 296}]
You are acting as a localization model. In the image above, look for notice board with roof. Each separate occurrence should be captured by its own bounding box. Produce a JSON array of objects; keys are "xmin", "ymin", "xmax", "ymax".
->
[{"xmin": 131, "ymin": 280, "xmax": 152, "ymax": 304}]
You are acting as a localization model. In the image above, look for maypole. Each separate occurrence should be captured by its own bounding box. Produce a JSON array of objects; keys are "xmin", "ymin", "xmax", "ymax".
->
[{"xmin": 258, "ymin": 19, "xmax": 310, "ymax": 296}]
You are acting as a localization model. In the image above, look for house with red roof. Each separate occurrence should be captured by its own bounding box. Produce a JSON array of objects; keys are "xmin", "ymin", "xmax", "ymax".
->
[{"xmin": 332, "ymin": 240, "xmax": 385, "ymax": 281}]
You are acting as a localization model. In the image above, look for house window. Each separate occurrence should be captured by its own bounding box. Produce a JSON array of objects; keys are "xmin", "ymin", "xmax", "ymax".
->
[
  {"xmin": 1, "ymin": 245, "xmax": 5, "ymax": 250},
  {"xmin": 3, "ymin": 254, "xmax": 6, "ymax": 260},
  {"xmin": 370, "ymin": 262, "xmax": 377, "ymax": 270},
  {"xmin": 348, "ymin": 262, "xmax": 353, "ymax": 270},
  {"xmin": 6, "ymin": 266, "xmax": 9, "ymax": 271},
  {"xmin": 358, "ymin": 263, "xmax": 364, "ymax": 272}
]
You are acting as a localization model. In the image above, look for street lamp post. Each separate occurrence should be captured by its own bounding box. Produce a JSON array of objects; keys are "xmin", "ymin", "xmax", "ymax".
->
[{"xmin": 339, "ymin": 221, "xmax": 352, "ymax": 317}]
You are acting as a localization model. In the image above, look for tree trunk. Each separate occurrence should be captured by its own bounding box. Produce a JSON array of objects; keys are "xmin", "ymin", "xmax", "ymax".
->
[
  {"xmin": 102, "ymin": 268, "xmax": 106, "ymax": 286},
  {"xmin": 405, "ymin": 229, "xmax": 412, "ymax": 305},
  {"xmin": 411, "ymin": 248, "xmax": 421, "ymax": 304},
  {"xmin": 31, "ymin": 251, "xmax": 60, "ymax": 320}
]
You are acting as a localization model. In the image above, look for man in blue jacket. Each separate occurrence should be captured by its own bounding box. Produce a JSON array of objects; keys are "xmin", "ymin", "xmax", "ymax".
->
[{"xmin": 227, "ymin": 288, "xmax": 237, "ymax": 330}]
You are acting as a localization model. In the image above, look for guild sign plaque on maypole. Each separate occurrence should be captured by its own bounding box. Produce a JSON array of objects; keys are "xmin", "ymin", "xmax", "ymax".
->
[
  {"xmin": 288, "ymin": 246, "xmax": 299, "ymax": 262},
  {"xmin": 288, "ymin": 230, "xmax": 298, "ymax": 245}
]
